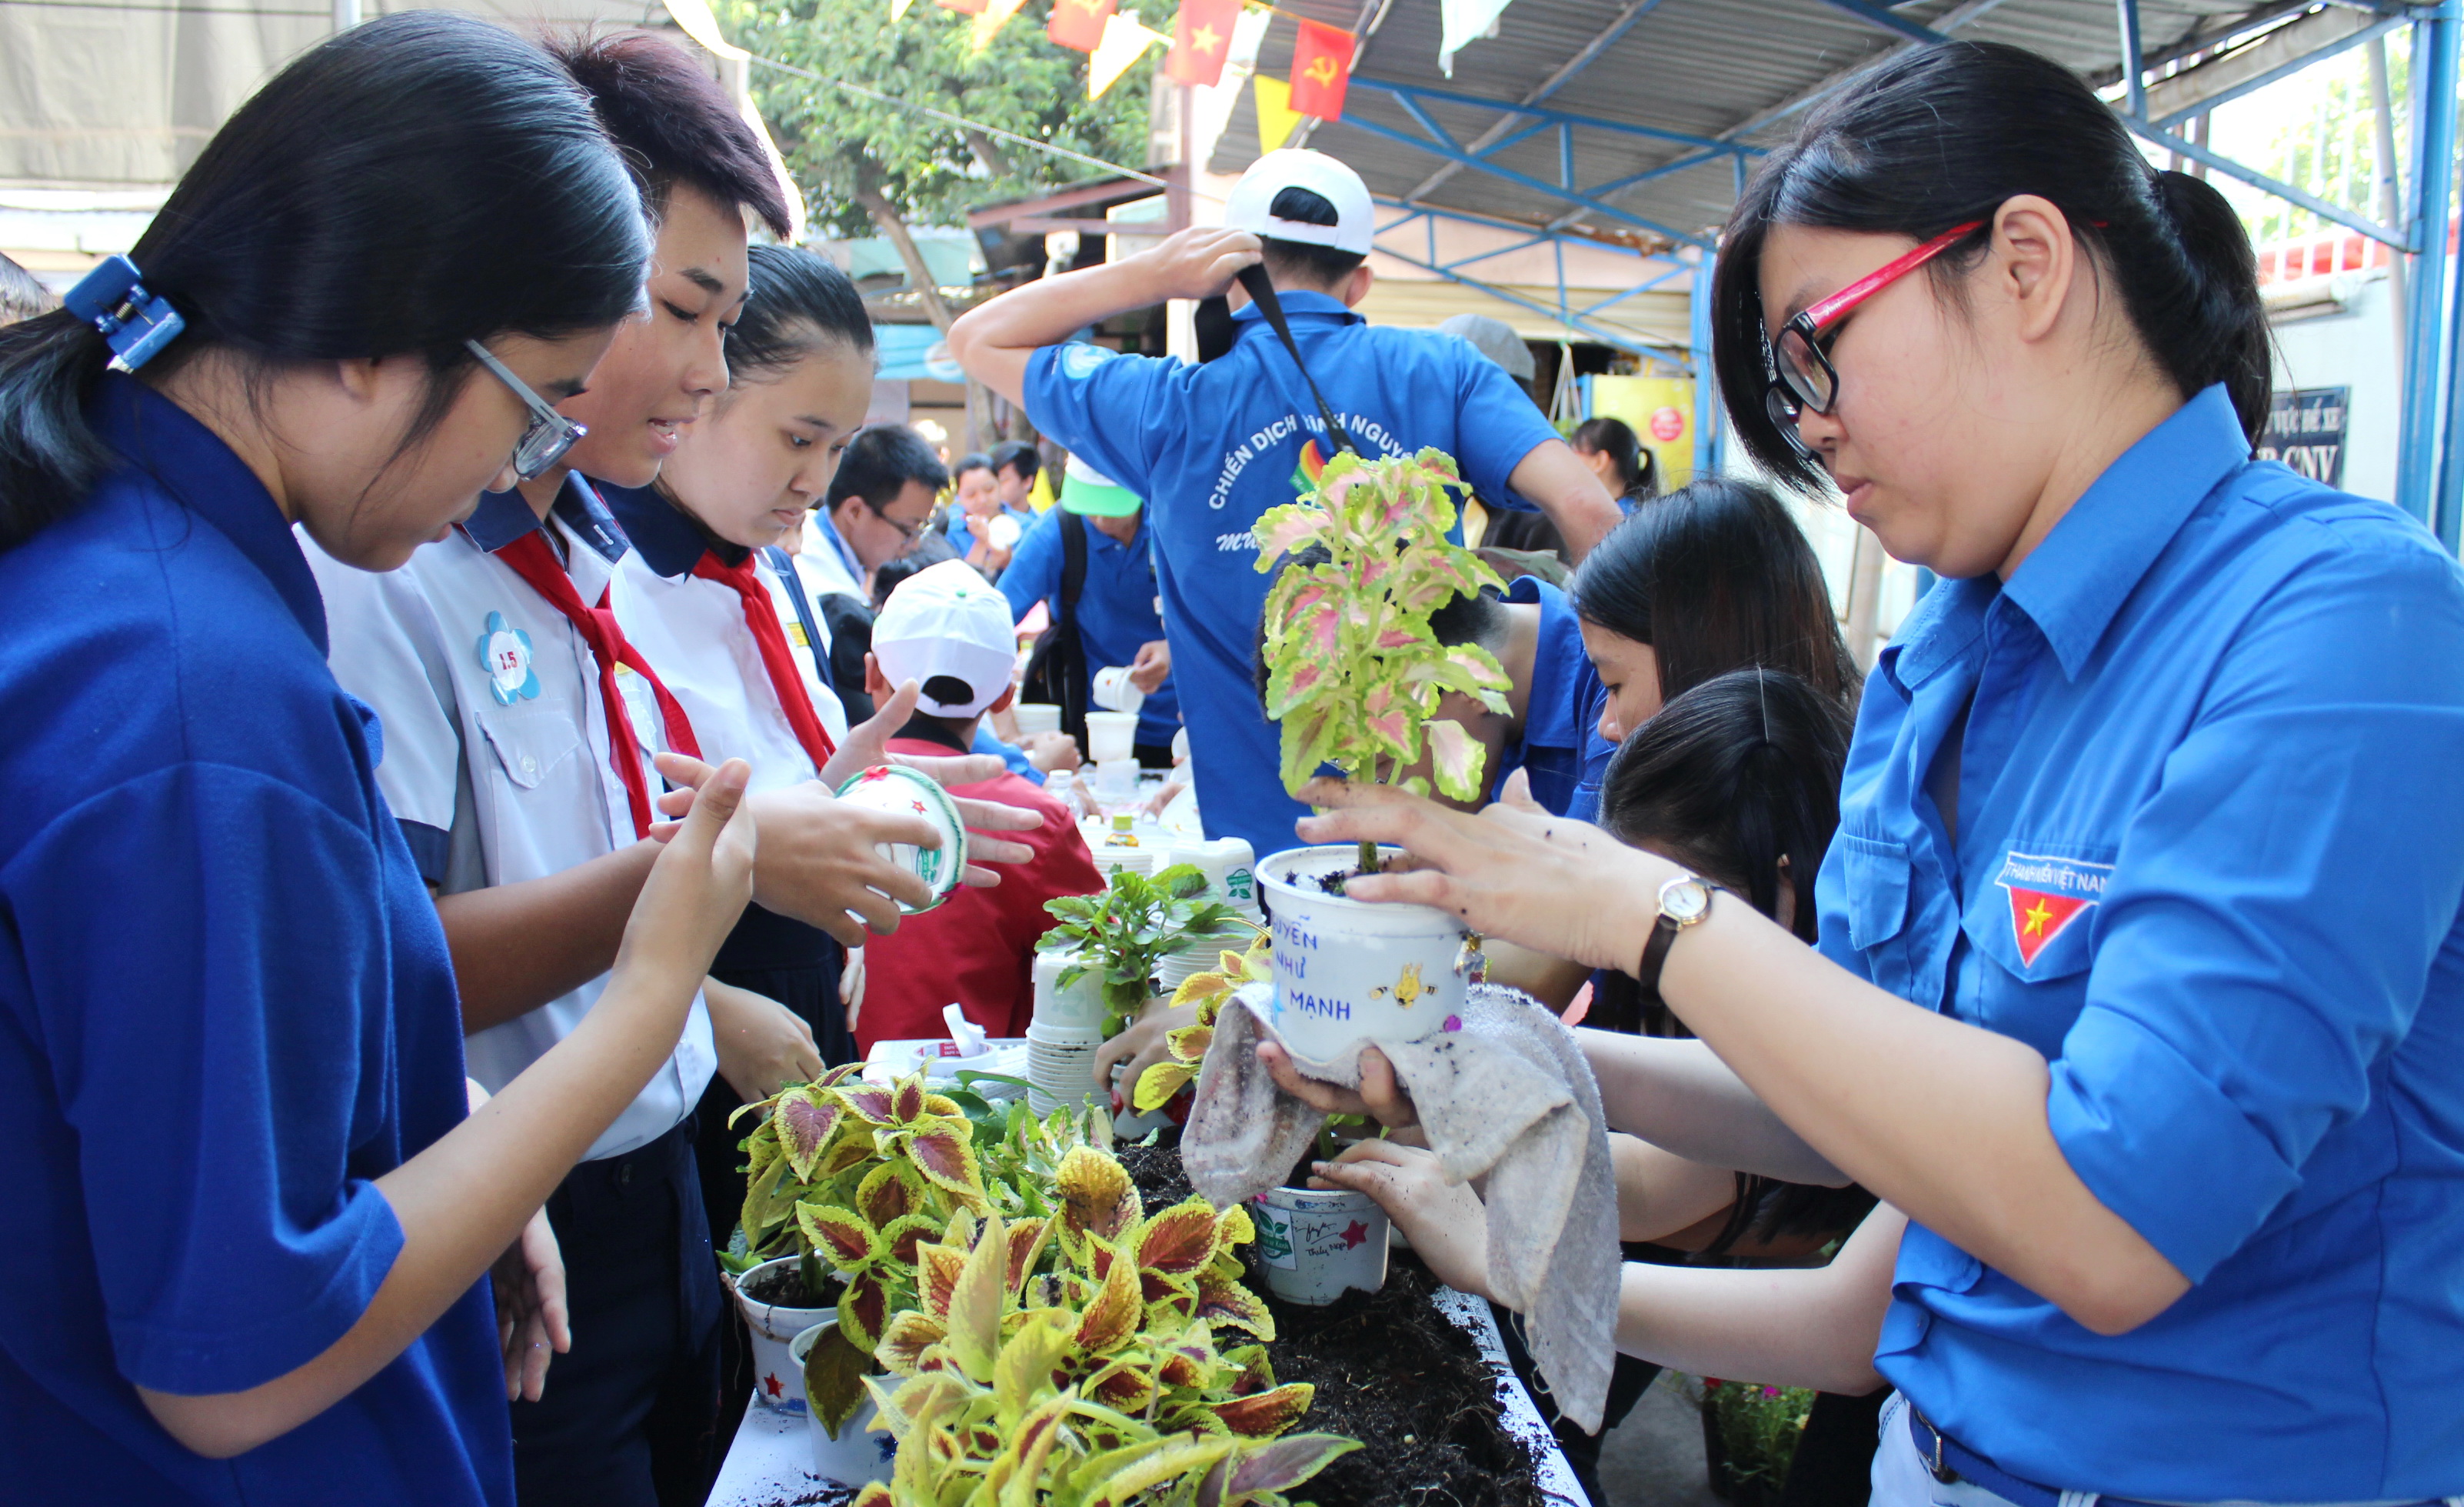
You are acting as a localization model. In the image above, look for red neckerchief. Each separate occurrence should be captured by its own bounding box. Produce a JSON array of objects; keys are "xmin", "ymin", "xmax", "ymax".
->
[
  {"xmin": 689, "ymin": 552, "xmax": 838, "ymax": 772},
  {"xmin": 495, "ymin": 530, "xmax": 701, "ymax": 838}
]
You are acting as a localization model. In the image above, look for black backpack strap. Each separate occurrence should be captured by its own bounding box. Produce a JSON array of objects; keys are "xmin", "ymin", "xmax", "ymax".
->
[
  {"xmin": 762, "ymin": 545, "xmax": 832, "ymax": 688},
  {"xmin": 1057, "ymin": 508, "xmax": 1087, "ymax": 641},
  {"xmin": 1236, "ymin": 264, "xmax": 1358, "ymax": 457}
]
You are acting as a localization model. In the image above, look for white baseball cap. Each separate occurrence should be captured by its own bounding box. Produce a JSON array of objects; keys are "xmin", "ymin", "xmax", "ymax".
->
[
  {"xmin": 872, "ymin": 559, "xmax": 1018, "ymax": 718},
  {"xmin": 1224, "ymin": 148, "xmax": 1374, "ymax": 256}
]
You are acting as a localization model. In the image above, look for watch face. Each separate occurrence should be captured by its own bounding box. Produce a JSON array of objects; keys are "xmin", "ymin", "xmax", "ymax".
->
[{"xmin": 1661, "ymin": 877, "xmax": 1711, "ymax": 924}]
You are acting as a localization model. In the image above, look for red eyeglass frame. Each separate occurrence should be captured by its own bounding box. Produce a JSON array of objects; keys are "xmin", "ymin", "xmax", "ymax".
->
[{"xmin": 1766, "ymin": 220, "xmax": 1985, "ymax": 442}]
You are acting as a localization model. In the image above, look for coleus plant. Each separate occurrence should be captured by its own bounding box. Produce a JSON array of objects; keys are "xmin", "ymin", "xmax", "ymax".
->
[
  {"xmin": 1130, "ymin": 940, "xmax": 1270, "ymax": 1115},
  {"xmin": 733, "ymin": 1068, "xmax": 1107, "ymax": 1435},
  {"xmin": 1254, "ymin": 448, "xmax": 1514, "ymax": 872},
  {"xmin": 1042, "ymin": 865, "xmax": 1248, "ymax": 1037},
  {"xmin": 848, "ymin": 1146, "xmax": 1356, "ymax": 1507}
]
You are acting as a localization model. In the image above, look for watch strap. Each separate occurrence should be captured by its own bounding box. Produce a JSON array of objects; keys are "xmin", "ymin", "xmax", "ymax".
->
[{"xmin": 1635, "ymin": 912, "xmax": 1682, "ymax": 995}]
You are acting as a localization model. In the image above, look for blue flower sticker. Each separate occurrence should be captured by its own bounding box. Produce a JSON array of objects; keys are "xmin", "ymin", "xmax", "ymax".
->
[{"xmin": 476, "ymin": 610, "xmax": 539, "ymax": 705}]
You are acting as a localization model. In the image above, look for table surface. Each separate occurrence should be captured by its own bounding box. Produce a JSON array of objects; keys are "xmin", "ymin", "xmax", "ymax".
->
[{"xmin": 708, "ymin": 1285, "xmax": 1588, "ymax": 1507}]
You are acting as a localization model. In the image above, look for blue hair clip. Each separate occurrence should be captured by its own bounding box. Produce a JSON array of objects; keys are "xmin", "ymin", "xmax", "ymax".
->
[{"xmin": 64, "ymin": 255, "xmax": 186, "ymax": 374}]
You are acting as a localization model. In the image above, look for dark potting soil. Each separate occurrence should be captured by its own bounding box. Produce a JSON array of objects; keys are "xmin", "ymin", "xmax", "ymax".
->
[
  {"xmin": 741, "ymin": 1262, "xmax": 833, "ymax": 1309},
  {"xmin": 1120, "ymin": 1138, "xmax": 1543, "ymax": 1507},
  {"xmin": 748, "ymin": 1483, "xmax": 858, "ymax": 1507}
]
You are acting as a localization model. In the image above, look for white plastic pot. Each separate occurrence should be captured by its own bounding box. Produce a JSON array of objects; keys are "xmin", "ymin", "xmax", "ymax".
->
[
  {"xmin": 1084, "ymin": 710, "xmax": 1139, "ymax": 764},
  {"xmin": 1257, "ymin": 845, "xmax": 1472, "ymax": 1062},
  {"xmin": 792, "ymin": 1322, "xmax": 895, "ymax": 1485},
  {"xmin": 1247, "ymin": 1183, "xmax": 1390, "ymax": 1305},
  {"xmin": 733, "ymin": 1256, "xmax": 834, "ymax": 1415}
]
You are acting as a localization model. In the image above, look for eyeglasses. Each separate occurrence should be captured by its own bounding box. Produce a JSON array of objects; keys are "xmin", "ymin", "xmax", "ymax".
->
[
  {"xmin": 1764, "ymin": 222, "xmax": 1983, "ymax": 458},
  {"xmin": 464, "ymin": 339, "xmax": 588, "ymax": 480},
  {"xmin": 868, "ymin": 503, "xmax": 928, "ymax": 545}
]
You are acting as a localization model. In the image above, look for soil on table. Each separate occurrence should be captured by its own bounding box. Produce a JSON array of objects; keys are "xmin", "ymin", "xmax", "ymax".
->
[
  {"xmin": 1120, "ymin": 1139, "xmax": 1543, "ymax": 1507},
  {"xmin": 746, "ymin": 1484, "xmax": 857, "ymax": 1507}
]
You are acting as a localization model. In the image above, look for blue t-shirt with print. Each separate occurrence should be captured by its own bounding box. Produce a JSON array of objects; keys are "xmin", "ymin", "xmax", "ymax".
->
[{"xmin": 1022, "ymin": 292, "xmax": 1560, "ymax": 856}]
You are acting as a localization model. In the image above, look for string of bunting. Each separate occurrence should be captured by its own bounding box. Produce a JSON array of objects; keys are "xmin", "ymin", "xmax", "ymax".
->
[{"xmin": 924, "ymin": 0, "xmax": 1363, "ymax": 134}]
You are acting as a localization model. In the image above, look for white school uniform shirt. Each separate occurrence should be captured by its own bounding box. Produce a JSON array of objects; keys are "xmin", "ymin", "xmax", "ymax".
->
[
  {"xmin": 305, "ymin": 479, "xmax": 716, "ymax": 1162},
  {"xmin": 797, "ymin": 508, "xmax": 867, "ymax": 603},
  {"xmin": 600, "ymin": 482, "xmax": 847, "ymax": 793}
]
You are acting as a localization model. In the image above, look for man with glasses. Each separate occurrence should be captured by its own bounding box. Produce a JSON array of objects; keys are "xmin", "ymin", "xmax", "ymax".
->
[{"xmin": 804, "ymin": 422, "xmax": 951, "ymax": 602}]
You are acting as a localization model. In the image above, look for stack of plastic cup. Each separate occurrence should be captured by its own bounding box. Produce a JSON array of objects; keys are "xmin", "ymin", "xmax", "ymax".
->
[
  {"xmin": 1084, "ymin": 711, "xmax": 1139, "ymax": 765},
  {"xmin": 1027, "ymin": 949, "xmax": 1107, "ymax": 1115},
  {"xmin": 1090, "ymin": 843, "xmax": 1157, "ymax": 883}
]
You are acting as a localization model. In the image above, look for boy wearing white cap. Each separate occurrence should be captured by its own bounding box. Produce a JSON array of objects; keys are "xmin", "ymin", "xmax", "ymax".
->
[
  {"xmin": 854, "ymin": 560, "xmax": 1105, "ymax": 1050},
  {"xmin": 948, "ymin": 148, "xmax": 1620, "ymax": 859}
]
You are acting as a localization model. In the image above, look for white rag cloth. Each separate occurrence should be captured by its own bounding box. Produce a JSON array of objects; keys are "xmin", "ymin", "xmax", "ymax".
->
[{"xmin": 1183, "ymin": 981, "xmax": 1619, "ymax": 1432}]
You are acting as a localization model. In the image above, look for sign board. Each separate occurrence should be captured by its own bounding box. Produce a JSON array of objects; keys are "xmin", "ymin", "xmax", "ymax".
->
[
  {"xmin": 1585, "ymin": 375, "xmax": 1695, "ymax": 490},
  {"xmin": 2258, "ymin": 386, "xmax": 2348, "ymax": 488}
]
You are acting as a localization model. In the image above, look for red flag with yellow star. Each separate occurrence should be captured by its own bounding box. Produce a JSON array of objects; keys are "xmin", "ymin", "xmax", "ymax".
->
[
  {"xmin": 1992, "ymin": 850, "xmax": 2112, "ymax": 969},
  {"xmin": 1287, "ymin": 17, "xmax": 1354, "ymax": 119},
  {"xmin": 1047, "ymin": 0, "xmax": 1113, "ymax": 52},
  {"xmin": 1164, "ymin": 0, "xmax": 1241, "ymax": 86}
]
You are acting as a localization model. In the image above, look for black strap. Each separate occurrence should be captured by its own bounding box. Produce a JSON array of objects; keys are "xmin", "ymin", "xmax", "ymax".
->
[
  {"xmin": 762, "ymin": 545, "xmax": 831, "ymax": 688},
  {"xmin": 1056, "ymin": 508, "xmax": 1087, "ymax": 647},
  {"xmin": 1237, "ymin": 264, "xmax": 1358, "ymax": 457}
]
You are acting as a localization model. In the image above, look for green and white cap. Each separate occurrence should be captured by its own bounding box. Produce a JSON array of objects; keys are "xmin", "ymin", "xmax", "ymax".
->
[{"xmin": 1059, "ymin": 454, "xmax": 1141, "ymax": 518}]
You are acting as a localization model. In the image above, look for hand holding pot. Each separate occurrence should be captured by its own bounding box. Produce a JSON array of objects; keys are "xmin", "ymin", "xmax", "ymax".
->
[
  {"xmin": 1294, "ymin": 769, "xmax": 1675, "ymax": 976},
  {"xmin": 1257, "ymin": 1042, "xmax": 1419, "ymax": 1131},
  {"xmin": 1096, "ymin": 998, "xmax": 1196, "ymax": 1110},
  {"xmin": 1310, "ymin": 1141, "xmax": 1490, "ymax": 1301}
]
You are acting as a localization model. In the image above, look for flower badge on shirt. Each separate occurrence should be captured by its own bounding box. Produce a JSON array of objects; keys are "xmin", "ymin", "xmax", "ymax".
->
[{"xmin": 475, "ymin": 610, "xmax": 539, "ymax": 705}]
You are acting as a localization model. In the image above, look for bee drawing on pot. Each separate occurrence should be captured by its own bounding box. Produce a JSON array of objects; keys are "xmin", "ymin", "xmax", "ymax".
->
[
  {"xmin": 1451, "ymin": 931, "xmax": 1486, "ymax": 982},
  {"xmin": 1371, "ymin": 962, "xmax": 1429, "ymax": 1008}
]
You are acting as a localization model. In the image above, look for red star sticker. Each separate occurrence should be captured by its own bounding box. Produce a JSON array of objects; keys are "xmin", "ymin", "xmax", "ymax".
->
[
  {"xmin": 911, "ymin": 799, "xmax": 927, "ymax": 814},
  {"xmin": 1340, "ymin": 1219, "xmax": 1370, "ymax": 1249},
  {"xmin": 762, "ymin": 1372, "xmax": 784, "ymax": 1398}
]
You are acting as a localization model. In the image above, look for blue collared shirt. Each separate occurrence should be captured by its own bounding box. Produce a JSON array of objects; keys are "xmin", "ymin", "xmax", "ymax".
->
[
  {"xmin": 1488, "ymin": 575, "xmax": 1593, "ymax": 816},
  {"xmin": 0, "ymin": 377, "xmax": 508, "ymax": 1505},
  {"xmin": 1022, "ymin": 295, "xmax": 1560, "ymax": 856},
  {"xmin": 1818, "ymin": 386, "xmax": 2464, "ymax": 1498},
  {"xmin": 999, "ymin": 508, "xmax": 1180, "ymax": 747},
  {"xmin": 1569, "ymin": 672, "xmax": 1616, "ymax": 825}
]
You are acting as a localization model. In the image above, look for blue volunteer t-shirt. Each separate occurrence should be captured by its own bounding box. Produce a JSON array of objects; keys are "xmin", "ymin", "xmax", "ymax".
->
[
  {"xmin": 1820, "ymin": 385, "xmax": 2464, "ymax": 1499},
  {"xmin": 1023, "ymin": 292, "xmax": 1560, "ymax": 856},
  {"xmin": 1568, "ymin": 673, "xmax": 1617, "ymax": 824},
  {"xmin": 0, "ymin": 378, "xmax": 509, "ymax": 1505},
  {"xmin": 999, "ymin": 507, "xmax": 1180, "ymax": 748},
  {"xmin": 1487, "ymin": 575, "xmax": 1593, "ymax": 817}
]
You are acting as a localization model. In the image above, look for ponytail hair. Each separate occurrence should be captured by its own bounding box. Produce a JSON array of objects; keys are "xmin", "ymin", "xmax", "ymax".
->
[
  {"xmin": 0, "ymin": 10, "xmax": 649, "ymax": 551},
  {"xmin": 727, "ymin": 243, "xmax": 875, "ymax": 384},
  {"xmin": 1713, "ymin": 40, "xmax": 2271, "ymax": 491}
]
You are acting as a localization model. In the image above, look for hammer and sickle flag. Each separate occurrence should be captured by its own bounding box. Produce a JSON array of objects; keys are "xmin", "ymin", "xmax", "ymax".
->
[
  {"xmin": 1164, "ymin": 0, "xmax": 1243, "ymax": 86},
  {"xmin": 1287, "ymin": 16, "xmax": 1354, "ymax": 119},
  {"xmin": 1047, "ymin": 0, "xmax": 1112, "ymax": 52}
]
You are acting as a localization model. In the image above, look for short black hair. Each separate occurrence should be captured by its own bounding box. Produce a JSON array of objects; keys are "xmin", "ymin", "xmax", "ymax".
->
[
  {"xmin": 951, "ymin": 451, "xmax": 994, "ymax": 481},
  {"xmin": 727, "ymin": 242, "xmax": 872, "ymax": 382},
  {"xmin": 0, "ymin": 253, "xmax": 55, "ymax": 325},
  {"xmin": 550, "ymin": 32, "xmax": 791, "ymax": 239},
  {"xmin": 1260, "ymin": 186, "xmax": 1364, "ymax": 290},
  {"xmin": 828, "ymin": 424, "xmax": 951, "ymax": 513},
  {"xmin": 989, "ymin": 438, "xmax": 1040, "ymax": 485}
]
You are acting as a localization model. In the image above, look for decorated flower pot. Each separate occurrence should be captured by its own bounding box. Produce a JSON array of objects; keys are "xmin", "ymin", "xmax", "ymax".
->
[
  {"xmin": 792, "ymin": 1322, "xmax": 894, "ymax": 1485},
  {"xmin": 733, "ymin": 1257, "xmax": 834, "ymax": 1414},
  {"xmin": 834, "ymin": 765, "xmax": 967, "ymax": 913},
  {"xmin": 1257, "ymin": 845, "xmax": 1473, "ymax": 1062},
  {"xmin": 1247, "ymin": 1183, "xmax": 1390, "ymax": 1306}
]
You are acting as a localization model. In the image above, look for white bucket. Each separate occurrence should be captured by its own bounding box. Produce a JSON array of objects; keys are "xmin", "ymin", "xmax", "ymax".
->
[
  {"xmin": 1013, "ymin": 702, "xmax": 1062, "ymax": 738},
  {"xmin": 1247, "ymin": 1184, "xmax": 1390, "ymax": 1305},
  {"xmin": 1084, "ymin": 710, "xmax": 1139, "ymax": 764},
  {"xmin": 791, "ymin": 1322, "xmax": 894, "ymax": 1484},
  {"xmin": 1257, "ymin": 845, "xmax": 1472, "ymax": 1062},
  {"xmin": 733, "ymin": 1257, "xmax": 834, "ymax": 1415},
  {"xmin": 1090, "ymin": 665, "xmax": 1145, "ymax": 713}
]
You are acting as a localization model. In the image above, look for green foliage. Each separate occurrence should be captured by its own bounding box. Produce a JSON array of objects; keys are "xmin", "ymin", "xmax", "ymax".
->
[
  {"xmin": 1253, "ymin": 450, "xmax": 1513, "ymax": 867},
  {"xmin": 718, "ymin": 0, "xmax": 1150, "ymax": 241},
  {"xmin": 1043, "ymin": 866, "xmax": 1247, "ymax": 1038},
  {"xmin": 1131, "ymin": 942, "xmax": 1270, "ymax": 1114},
  {"xmin": 851, "ymin": 1146, "xmax": 1356, "ymax": 1507},
  {"xmin": 1685, "ymin": 1375, "xmax": 1816, "ymax": 1495},
  {"xmin": 736, "ymin": 1069, "xmax": 1110, "ymax": 1431}
]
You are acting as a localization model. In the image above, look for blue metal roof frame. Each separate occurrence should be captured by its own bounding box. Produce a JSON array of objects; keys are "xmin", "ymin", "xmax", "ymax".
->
[{"xmin": 1206, "ymin": 0, "xmax": 2464, "ymax": 541}]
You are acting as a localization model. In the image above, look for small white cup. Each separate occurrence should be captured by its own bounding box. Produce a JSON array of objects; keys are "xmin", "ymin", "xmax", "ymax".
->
[
  {"xmin": 1092, "ymin": 756, "xmax": 1139, "ymax": 809},
  {"xmin": 1084, "ymin": 710, "xmax": 1139, "ymax": 765},
  {"xmin": 1091, "ymin": 665, "xmax": 1145, "ymax": 714},
  {"xmin": 1014, "ymin": 702, "xmax": 1062, "ymax": 738}
]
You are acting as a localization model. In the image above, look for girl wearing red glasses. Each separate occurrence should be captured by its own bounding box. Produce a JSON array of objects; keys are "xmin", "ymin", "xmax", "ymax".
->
[{"xmin": 1270, "ymin": 39, "xmax": 2464, "ymax": 1507}]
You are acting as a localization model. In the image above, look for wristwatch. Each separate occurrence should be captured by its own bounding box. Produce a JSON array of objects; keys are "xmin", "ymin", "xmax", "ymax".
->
[{"xmin": 1633, "ymin": 871, "xmax": 1716, "ymax": 996}]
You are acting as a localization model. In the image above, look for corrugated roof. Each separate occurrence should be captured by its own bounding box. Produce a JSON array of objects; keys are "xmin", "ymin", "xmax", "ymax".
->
[{"xmin": 1211, "ymin": 0, "xmax": 2269, "ymax": 250}]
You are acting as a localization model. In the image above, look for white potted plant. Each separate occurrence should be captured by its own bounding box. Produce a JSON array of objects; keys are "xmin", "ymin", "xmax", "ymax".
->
[{"xmin": 1250, "ymin": 448, "xmax": 1511, "ymax": 1062}]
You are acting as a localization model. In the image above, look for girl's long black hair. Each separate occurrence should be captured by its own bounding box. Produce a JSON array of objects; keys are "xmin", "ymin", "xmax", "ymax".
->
[
  {"xmin": 0, "ymin": 10, "xmax": 650, "ymax": 550},
  {"xmin": 726, "ymin": 243, "xmax": 875, "ymax": 383},
  {"xmin": 1713, "ymin": 39, "xmax": 2269, "ymax": 492}
]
